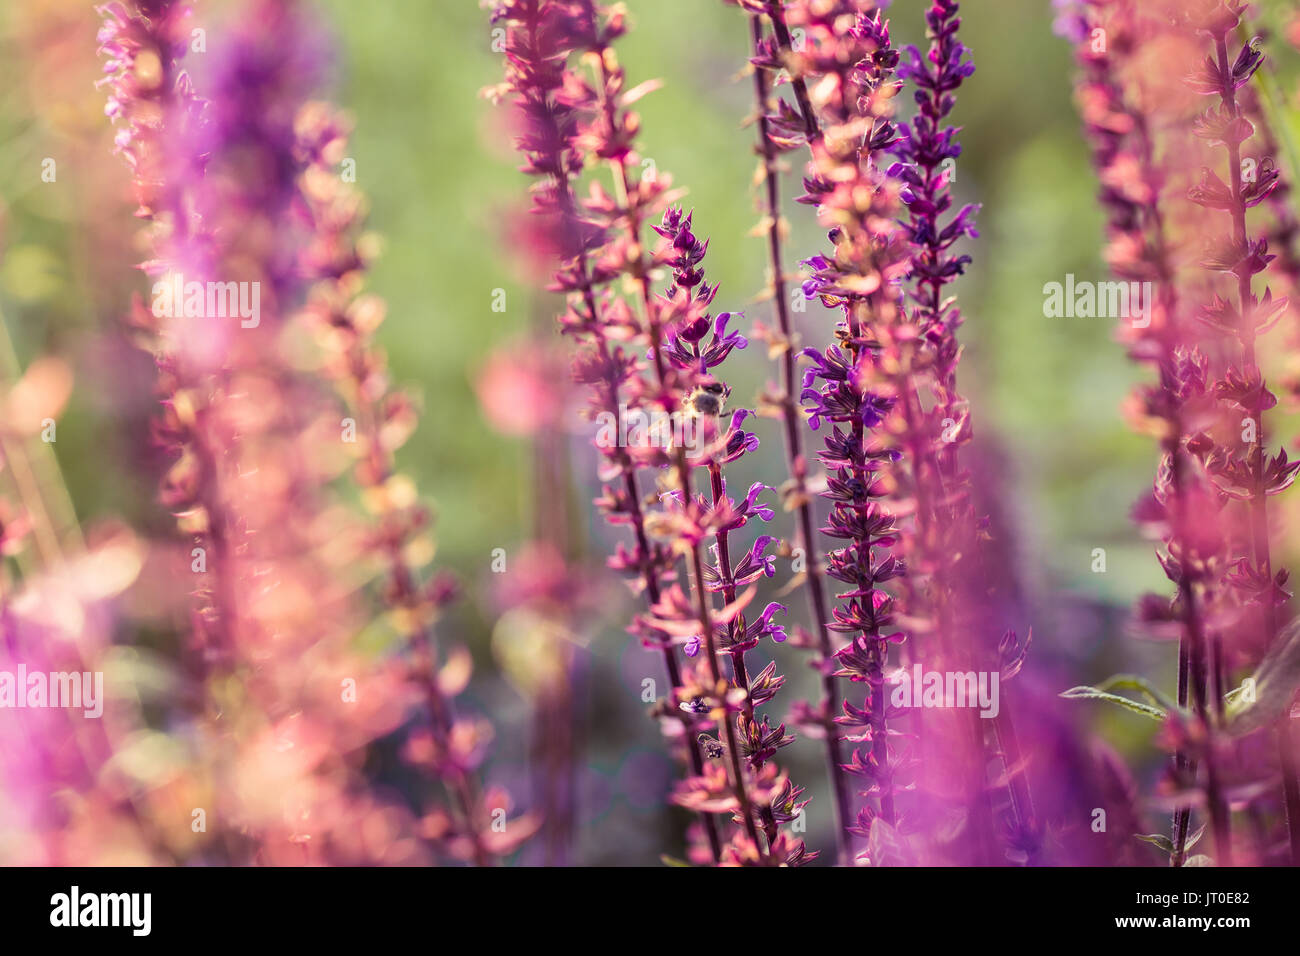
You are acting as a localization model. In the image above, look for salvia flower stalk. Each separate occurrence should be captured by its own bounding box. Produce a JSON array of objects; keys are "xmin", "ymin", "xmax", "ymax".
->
[
  {"xmin": 1063, "ymin": 0, "xmax": 1300, "ymax": 867},
  {"xmin": 100, "ymin": 0, "xmax": 489, "ymax": 864},
  {"xmin": 571, "ymin": 3, "xmax": 820, "ymax": 865},
  {"xmin": 1187, "ymin": 0, "xmax": 1299, "ymax": 865},
  {"xmin": 581, "ymin": 7, "xmax": 818, "ymax": 864},
  {"xmin": 730, "ymin": 0, "xmax": 855, "ymax": 862},
  {"xmin": 292, "ymin": 103, "xmax": 533, "ymax": 865},
  {"xmin": 778, "ymin": 0, "xmax": 1035, "ymax": 863},
  {"xmin": 1067, "ymin": 0, "xmax": 1232, "ymax": 866},
  {"xmin": 651, "ymin": 207, "xmax": 815, "ymax": 865},
  {"xmin": 484, "ymin": 0, "xmax": 729, "ymax": 860},
  {"xmin": 888, "ymin": 0, "xmax": 1039, "ymax": 863},
  {"xmin": 782, "ymin": 1, "xmax": 917, "ymax": 859}
]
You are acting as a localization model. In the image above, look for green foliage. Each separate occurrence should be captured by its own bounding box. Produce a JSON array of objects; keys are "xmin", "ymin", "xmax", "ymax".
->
[{"xmin": 1060, "ymin": 685, "xmax": 1167, "ymax": 721}]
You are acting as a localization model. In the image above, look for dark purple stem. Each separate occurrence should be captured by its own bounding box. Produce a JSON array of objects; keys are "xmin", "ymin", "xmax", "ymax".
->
[{"xmin": 748, "ymin": 10, "xmax": 854, "ymax": 863}]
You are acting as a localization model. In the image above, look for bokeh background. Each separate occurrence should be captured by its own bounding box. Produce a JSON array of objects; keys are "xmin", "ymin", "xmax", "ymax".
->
[{"xmin": 2, "ymin": 0, "xmax": 1299, "ymax": 864}]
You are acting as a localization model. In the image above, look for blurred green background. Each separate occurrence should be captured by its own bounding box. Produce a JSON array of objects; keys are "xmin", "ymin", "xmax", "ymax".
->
[{"xmin": 2, "ymin": 0, "xmax": 1299, "ymax": 863}]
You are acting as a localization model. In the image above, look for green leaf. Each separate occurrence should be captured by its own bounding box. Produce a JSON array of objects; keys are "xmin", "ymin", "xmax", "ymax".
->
[
  {"xmin": 659, "ymin": 855, "xmax": 692, "ymax": 867},
  {"xmin": 1060, "ymin": 686, "xmax": 1166, "ymax": 720},
  {"xmin": 1135, "ymin": 833, "xmax": 1175, "ymax": 853},
  {"xmin": 1094, "ymin": 674, "xmax": 1181, "ymax": 714},
  {"xmin": 1139, "ymin": 824, "xmax": 1205, "ymax": 861},
  {"xmin": 1183, "ymin": 854, "xmax": 1214, "ymax": 867}
]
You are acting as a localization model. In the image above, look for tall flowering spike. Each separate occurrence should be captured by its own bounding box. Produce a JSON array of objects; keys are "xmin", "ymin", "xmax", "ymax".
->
[
  {"xmin": 1063, "ymin": 0, "xmax": 1300, "ymax": 867},
  {"xmin": 487, "ymin": 0, "xmax": 817, "ymax": 865},
  {"xmin": 781, "ymin": 0, "xmax": 914, "ymax": 861},
  {"xmin": 99, "ymin": 0, "xmax": 441, "ymax": 864},
  {"xmin": 565, "ymin": 1, "xmax": 770, "ymax": 863},
  {"xmin": 485, "ymin": 0, "xmax": 735, "ymax": 862},
  {"xmin": 886, "ymin": 0, "xmax": 1041, "ymax": 860},
  {"xmin": 784, "ymin": 0, "xmax": 1032, "ymax": 863},
  {"xmin": 725, "ymin": 0, "xmax": 857, "ymax": 862},
  {"xmin": 572, "ymin": 4, "xmax": 820, "ymax": 863},
  {"xmin": 1068, "ymin": 0, "xmax": 1231, "ymax": 868},
  {"xmin": 98, "ymin": 0, "xmax": 231, "ymax": 655},
  {"xmin": 1182, "ymin": 0, "xmax": 1298, "ymax": 866},
  {"xmin": 652, "ymin": 205, "xmax": 816, "ymax": 866},
  {"xmin": 292, "ymin": 102, "xmax": 535, "ymax": 864}
]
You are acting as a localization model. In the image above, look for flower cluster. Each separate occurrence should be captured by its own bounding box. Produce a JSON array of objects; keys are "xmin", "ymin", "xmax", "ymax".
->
[
  {"xmin": 96, "ymin": 0, "xmax": 524, "ymax": 865},
  {"xmin": 890, "ymin": 0, "xmax": 1039, "ymax": 859},
  {"xmin": 787, "ymin": 2, "xmax": 917, "ymax": 861},
  {"xmin": 732, "ymin": 0, "xmax": 858, "ymax": 858},
  {"xmin": 96, "ymin": 0, "xmax": 197, "ymax": 208},
  {"xmin": 776, "ymin": 0, "xmax": 1038, "ymax": 863},
  {"xmin": 1064, "ymin": 0, "xmax": 1300, "ymax": 867},
  {"xmin": 652, "ymin": 207, "xmax": 814, "ymax": 866},
  {"xmin": 489, "ymin": 0, "xmax": 821, "ymax": 865},
  {"xmin": 292, "ymin": 103, "xmax": 534, "ymax": 864},
  {"xmin": 487, "ymin": 0, "xmax": 728, "ymax": 860}
]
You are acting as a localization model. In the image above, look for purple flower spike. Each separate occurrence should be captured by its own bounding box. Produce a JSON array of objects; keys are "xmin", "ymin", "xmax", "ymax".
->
[
  {"xmin": 756, "ymin": 602, "xmax": 789, "ymax": 643},
  {"xmin": 717, "ymin": 409, "xmax": 760, "ymax": 464},
  {"xmin": 741, "ymin": 482, "xmax": 775, "ymax": 523},
  {"xmin": 729, "ymin": 534, "xmax": 778, "ymax": 587}
]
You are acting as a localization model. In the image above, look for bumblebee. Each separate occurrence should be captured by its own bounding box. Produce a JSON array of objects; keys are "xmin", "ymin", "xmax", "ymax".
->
[
  {"xmin": 697, "ymin": 733, "xmax": 726, "ymax": 760},
  {"xmin": 679, "ymin": 381, "xmax": 729, "ymax": 458},
  {"xmin": 686, "ymin": 381, "xmax": 727, "ymax": 419}
]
